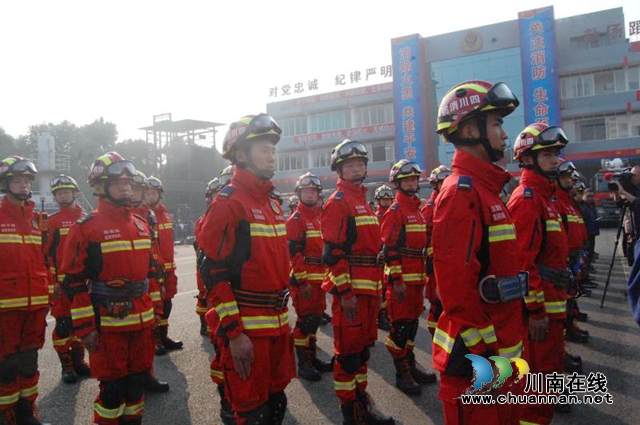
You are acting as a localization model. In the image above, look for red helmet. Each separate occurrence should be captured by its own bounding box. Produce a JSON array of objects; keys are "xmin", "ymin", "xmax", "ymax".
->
[
  {"xmin": 222, "ymin": 114, "xmax": 281, "ymax": 161},
  {"xmin": 428, "ymin": 165, "xmax": 452, "ymax": 186},
  {"xmin": 51, "ymin": 174, "xmax": 80, "ymax": 193},
  {"xmin": 513, "ymin": 123, "xmax": 569, "ymax": 160},
  {"xmin": 131, "ymin": 171, "xmax": 149, "ymax": 188},
  {"xmin": 147, "ymin": 176, "xmax": 163, "ymax": 192},
  {"xmin": 295, "ymin": 172, "xmax": 322, "ymax": 193},
  {"xmin": 330, "ymin": 139, "xmax": 368, "ymax": 171},
  {"xmin": 437, "ymin": 80, "xmax": 519, "ymax": 140},
  {"xmin": 0, "ymin": 156, "xmax": 38, "ymax": 193},
  {"xmin": 88, "ymin": 152, "xmax": 136, "ymax": 187},
  {"xmin": 205, "ymin": 178, "xmax": 221, "ymax": 198},
  {"xmin": 374, "ymin": 184, "xmax": 394, "ymax": 200},
  {"xmin": 389, "ymin": 159, "xmax": 422, "ymax": 183}
]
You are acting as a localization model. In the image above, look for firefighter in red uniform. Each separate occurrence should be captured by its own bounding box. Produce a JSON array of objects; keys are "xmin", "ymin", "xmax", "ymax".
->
[
  {"xmin": 431, "ymin": 81, "xmax": 526, "ymax": 425},
  {"xmin": 373, "ymin": 184, "xmax": 394, "ymax": 332},
  {"xmin": 197, "ymin": 114, "xmax": 295, "ymax": 425},
  {"xmin": 46, "ymin": 174, "xmax": 91, "ymax": 384},
  {"xmin": 420, "ymin": 165, "xmax": 451, "ymax": 336},
  {"xmin": 286, "ymin": 172, "xmax": 333, "ymax": 382},
  {"xmin": 60, "ymin": 152, "xmax": 155, "ymax": 425},
  {"xmin": 287, "ymin": 195, "xmax": 299, "ymax": 218},
  {"xmin": 381, "ymin": 159, "xmax": 437, "ymax": 396},
  {"xmin": 507, "ymin": 123, "xmax": 571, "ymax": 425},
  {"xmin": 322, "ymin": 139, "xmax": 394, "ymax": 425},
  {"xmin": 129, "ymin": 171, "xmax": 170, "ymax": 394},
  {"xmin": 145, "ymin": 176, "xmax": 183, "ymax": 354},
  {"xmin": 0, "ymin": 156, "xmax": 51, "ymax": 425}
]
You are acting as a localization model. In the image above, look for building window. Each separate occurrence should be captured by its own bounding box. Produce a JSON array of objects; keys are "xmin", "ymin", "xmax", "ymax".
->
[
  {"xmin": 313, "ymin": 150, "xmax": 331, "ymax": 168},
  {"xmin": 561, "ymin": 75, "xmax": 594, "ymax": 99},
  {"xmin": 280, "ymin": 116, "xmax": 308, "ymax": 137},
  {"xmin": 276, "ymin": 152, "xmax": 308, "ymax": 171},
  {"xmin": 353, "ymin": 103, "xmax": 394, "ymax": 127},
  {"xmin": 369, "ymin": 141, "xmax": 395, "ymax": 162},
  {"xmin": 606, "ymin": 114, "xmax": 640, "ymax": 139},
  {"xmin": 578, "ymin": 118, "xmax": 605, "ymax": 142},
  {"xmin": 309, "ymin": 110, "xmax": 351, "ymax": 133},
  {"xmin": 629, "ymin": 67, "xmax": 639, "ymax": 91}
]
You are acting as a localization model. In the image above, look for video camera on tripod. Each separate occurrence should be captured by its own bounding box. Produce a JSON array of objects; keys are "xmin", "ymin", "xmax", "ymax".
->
[{"xmin": 606, "ymin": 168, "xmax": 636, "ymax": 194}]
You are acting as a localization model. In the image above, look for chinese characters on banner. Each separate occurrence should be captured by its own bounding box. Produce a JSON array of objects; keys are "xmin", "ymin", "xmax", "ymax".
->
[
  {"xmin": 268, "ymin": 65, "xmax": 392, "ymax": 98},
  {"xmin": 518, "ymin": 6, "xmax": 561, "ymax": 127},
  {"xmin": 391, "ymin": 34, "xmax": 426, "ymax": 169},
  {"xmin": 630, "ymin": 20, "xmax": 640, "ymax": 41}
]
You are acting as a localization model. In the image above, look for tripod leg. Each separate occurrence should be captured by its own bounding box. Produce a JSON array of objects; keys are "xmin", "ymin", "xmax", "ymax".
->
[{"xmin": 601, "ymin": 205, "xmax": 627, "ymax": 308}]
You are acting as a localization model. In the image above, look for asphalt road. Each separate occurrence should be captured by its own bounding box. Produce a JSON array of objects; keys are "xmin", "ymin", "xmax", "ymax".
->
[{"xmin": 35, "ymin": 228, "xmax": 640, "ymax": 425}]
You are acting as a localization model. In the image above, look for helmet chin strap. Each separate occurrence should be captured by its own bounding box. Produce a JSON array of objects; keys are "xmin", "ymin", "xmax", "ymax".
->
[
  {"xmin": 104, "ymin": 180, "xmax": 131, "ymax": 207},
  {"xmin": 532, "ymin": 152, "xmax": 558, "ymax": 180}
]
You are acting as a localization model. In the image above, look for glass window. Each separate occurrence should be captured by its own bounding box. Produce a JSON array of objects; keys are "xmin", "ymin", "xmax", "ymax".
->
[
  {"xmin": 594, "ymin": 72, "xmax": 615, "ymax": 95},
  {"xmin": 614, "ymin": 70, "xmax": 626, "ymax": 92},
  {"xmin": 371, "ymin": 143, "xmax": 387, "ymax": 162},
  {"xmin": 578, "ymin": 118, "xmax": 605, "ymax": 141},
  {"xmin": 629, "ymin": 67, "xmax": 639, "ymax": 91}
]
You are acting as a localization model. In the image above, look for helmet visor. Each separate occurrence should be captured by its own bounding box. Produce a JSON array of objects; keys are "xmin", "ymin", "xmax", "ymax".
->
[
  {"xmin": 558, "ymin": 160, "xmax": 577, "ymax": 174},
  {"xmin": 484, "ymin": 82, "xmax": 520, "ymax": 109},
  {"xmin": 376, "ymin": 189, "xmax": 394, "ymax": 198},
  {"xmin": 398, "ymin": 162, "xmax": 423, "ymax": 176},
  {"xmin": 243, "ymin": 114, "xmax": 282, "ymax": 140},
  {"xmin": 104, "ymin": 161, "xmax": 137, "ymax": 178},
  {"xmin": 299, "ymin": 175, "xmax": 322, "ymax": 188},
  {"xmin": 434, "ymin": 170, "xmax": 452, "ymax": 181},
  {"xmin": 336, "ymin": 141, "xmax": 368, "ymax": 161},
  {"xmin": 9, "ymin": 160, "xmax": 38, "ymax": 176},
  {"xmin": 539, "ymin": 126, "xmax": 568, "ymax": 145}
]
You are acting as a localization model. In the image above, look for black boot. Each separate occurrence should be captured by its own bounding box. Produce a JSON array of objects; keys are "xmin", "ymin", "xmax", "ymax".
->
[
  {"xmin": 154, "ymin": 327, "xmax": 166, "ymax": 356},
  {"xmin": 296, "ymin": 347, "xmax": 321, "ymax": 381},
  {"xmin": 217, "ymin": 384, "xmax": 236, "ymax": 425},
  {"xmin": 309, "ymin": 338, "xmax": 333, "ymax": 373},
  {"xmin": 377, "ymin": 309, "xmax": 390, "ymax": 331},
  {"xmin": 393, "ymin": 357, "xmax": 421, "ymax": 395},
  {"xmin": 320, "ymin": 312, "xmax": 332, "ymax": 326},
  {"xmin": 563, "ymin": 354, "xmax": 583, "ymax": 374},
  {"xmin": 237, "ymin": 404, "xmax": 270, "ymax": 425},
  {"xmin": 15, "ymin": 398, "xmax": 51, "ymax": 425},
  {"xmin": 144, "ymin": 371, "xmax": 170, "ymax": 393},
  {"xmin": 58, "ymin": 350, "xmax": 77, "ymax": 384},
  {"xmin": 71, "ymin": 346, "xmax": 91, "ymax": 377},
  {"xmin": 268, "ymin": 392, "xmax": 287, "ymax": 425},
  {"xmin": 356, "ymin": 391, "xmax": 395, "ymax": 425},
  {"xmin": 159, "ymin": 326, "xmax": 183, "ymax": 350},
  {"xmin": 340, "ymin": 401, "xmax": 362, "ymax": 425},
  {"xmin": 407, "ymin": 351, "xmax": 436, "ymax": 385},
  {"xmin": 199, "ymin": 315, "xmax": 209, "ymax": 336}
]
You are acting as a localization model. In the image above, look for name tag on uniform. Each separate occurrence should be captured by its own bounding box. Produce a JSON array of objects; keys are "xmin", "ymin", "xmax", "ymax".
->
[{"xmin": 251, "ymin": 208, "xmax": 266, "ymax": 221}]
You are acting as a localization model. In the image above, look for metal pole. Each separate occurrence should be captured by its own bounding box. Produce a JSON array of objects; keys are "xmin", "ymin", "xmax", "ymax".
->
[{"xmin": 600, "ymin": 204, "xmax": 627, "ymax": 308}]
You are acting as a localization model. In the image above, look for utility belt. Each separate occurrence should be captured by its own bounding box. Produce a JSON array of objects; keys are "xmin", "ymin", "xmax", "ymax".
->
[
  {"xmin": 234, "ymin": 288, "xmax": 290, "ymax": 312},
  {"xmin": 346, "ymin": 253, "xmax": 383, "ymax": 268},
  {"xmin": 304, "ymin": 256, "xmax": 323, "ymax": 266},
  {"xmin": 398, "ymin": 247, "xmax": 427, "ymax": 259},
  {"xmin": 537, "ymin": 264, "xmax": 573, "ymax": 288},
  {"xmin": 478, "ymin": 272, "xmax": 529, "ymax": 303},
  {"xmin": 89, "ymin": 279, "xmax": 149, "ymax": 319}
]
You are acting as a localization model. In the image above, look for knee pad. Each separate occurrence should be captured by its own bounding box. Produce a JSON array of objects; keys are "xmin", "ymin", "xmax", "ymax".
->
[
  {"xmin": 390, "ymin": 321, "xmax": 412, "ymax": 349},
  {"xmin": 125, "ymin": 372, "xmax": 146, "ymax": 402},
  {"xmin": 18, "ymin": 350, "xmax": 38, "ymax": 378},
  {"xmin": 337, "ymin": 353, "xmax": 362, "ymax": 375},
  {"xmin": 0, "ymin": 354, "xmax": 19, "ymax": 384},
  {"xmin": 100, "ymin": 379, "xmax": 126, "ymax": 409}
]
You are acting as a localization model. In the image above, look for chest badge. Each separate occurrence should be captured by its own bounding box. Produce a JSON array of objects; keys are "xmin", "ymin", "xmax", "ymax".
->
[
  {"xmin": 32, "ymin": 218, "xmax": 39, "ymax": 230},
  {"xmin": 270, "ymin": 200, "xmax": 280, "ymax": 214},
  {"xmin": 134, "ymin": 221, "xmax": 145, "ymax": 232}
]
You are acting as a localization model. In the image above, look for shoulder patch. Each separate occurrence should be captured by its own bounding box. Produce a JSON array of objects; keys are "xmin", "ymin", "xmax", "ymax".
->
[
  {"xmin": 456, "ymin": 176, "xmax": 472, "ymax": 191},
  {"xmin": 76, "ymin": 213, "xmax": 95, "ymax": 225},
  {"xmin": 217, "ymin": 186, "xmax": 236, "ymax": 199},
  {"xmin": 523, "ymin": 187, "xmax": 534, "ymax": 199},
  {"xmin": 334, "ymin": 191, "xmax": 344, "ymax": 201},
  {"xmin": 390, "ymin": 203, "xmax": 400, "ymax": 211}
]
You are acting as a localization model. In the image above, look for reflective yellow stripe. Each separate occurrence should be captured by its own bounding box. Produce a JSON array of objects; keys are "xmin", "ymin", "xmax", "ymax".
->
[
  {"xmin": 426, "ymin": 246, "xmax": 434, "ymax": 256},
  {"xmin": 214, "ymin": 302, "xmax": 240, "ymax": 320},
  {"xmin": 305, "ymin": 230, "xmax": 321, "ymax": 238},
  {"xmin": 53, "ymin": 336, "xmax": 74, "ymax": 346},
  {"xmin": 433, "ymin": 328, "xmax": 455, "ymax": 354},
  {"xmin": 71, "ymin": 305, "xmax": 94, "ymax": 320},
  {"xmin": 57, "ymin": 274, "xmax": 65, "ymax": 283},
  {"xmin": 536, "ymin": 291, "xmax": 545, "ymax": 304},
  {"xmin": 334, "ymin": 379, "xmax": 356, "ymax": 391},
  {"xmin": 355, "ymin": 216, "xmax": 378, "ymax": 227},
  {"xmin": 306, "ymin": 273, "xmax": 326, "ymax": 281},
  {"xmin": 101, "ymin": 240, "xmax": 132, "ymax": 253},
  {"xmin": 157, "ymin": 319, "xmax": 169, "ymax": 326},
  {"xmin": 479, "ymin": 325, "xmax": 497, "ymax": 345},
  {"xmin": 23, "ymin": 235, "xmax": 42, "ymax": 245},
  {"xmin": 352, "ymin": 279, "xmax": 380, "ymax": 291},
  {"xmin": 241, "ymin": 312, "xmax": 289, "ymax": 330},
  {"xmin": 498, "ymin": 341, "xmax": 524, "ymax": 359},
  {"xmin": 133, "ymin": 238, "xmax": 151, "ymax": 250},
  {"xmin": 250, "ymin": 223, "xmax": 287, "ymax": 238},
  {"xmin": 488, "ymin": 224, "xmax": 516, "ymax": 242},
  {"xmin": 0, "ymin": 391, "xmax": 20, "ymax": 406},
  {"xmin": 402, "ymin": 273, "xmax": 425, "ymax": 282},
  {"xmin": 355, "ymin": 373, "xmax": 367, "ymax": 383},
  {"xmin": 385, "ymin": 336, "xmax": 401, "ymax": 350},
  {"xmin": 163, "ymin": 262, "xmax": 176, "ymax": 270},
  {"xmin": 461, "ymin": 328, "xmax": 483, "ymax": 347},
  {"xmin": 31, "ymin": 295, "xmax": 49, "ymax": 306},
  {"xmin": 59, "ymin": 227, "xmax": 70, "ymax": 235},
  {"xmin": 123, "ymin": 402, "xmax": 144, "ymax": 416},
  {"xmin": 0, "ymin": 296, "xmax": 48, "ymax": 309},
  {"xmin": 405, "ymin": 224, "xmax": 426, "ymax": 233},
  {"xmin": 100, "ymin": 308, "xmax": 154, "ymax": 327},
  {"xmin": 545, "ymin": 220, "xmax": 562, "ymax": 232},
  {"xmin": 0, "ymin": 234, "xmax": 25, "ymax": 244},
  {"xmin": 94, "ymin": 402, "xmax": 125, "ymax": 419},
  {"xmin": 544, "ymin": 300, "xmax": 566, "ymax": 314},
  {"xmin": 196, "ymin": 306, "xmax": 209, "ymax": 314},
  {"xmin": 293, "ymin": 270, "xmax": 308, "ymax": 280},
  {"xmin": 150, "ymin": 291, "xmax": 162, "ymax": 302},
  {"xmin": 159, "ymin": 223, "xmax": 173, "ymax": 230},
  {"xmin": 210, "ymin": 369, "xmax": 224, "ymax": 380},
  {"xmin": 19, "ymin": 384, "xmax": 38, "ymax": 398},
  {"xmin": 387, "ymin": 265, "xmax": 402, "ymax": 275},
  {"xmin": 427, "ymin": 320, "xmax": 438, "ymax": 329},
  {"xmin": 294, "ymin": 336, "xmax": 310, "ymax": 347},
  {"xmin": 329, "ymin": 272, "xmax": 350, "ymax": 287}
]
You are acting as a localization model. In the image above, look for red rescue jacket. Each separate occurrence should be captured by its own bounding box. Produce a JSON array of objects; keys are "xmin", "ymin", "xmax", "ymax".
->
[
  {"xmin": 555, "ymin": 189, "xmax": 587, "ymax": 252},
  {"xmin": 0, "ymin": 197, "xmax": 50, "ymax": 312},
  {"xmin": 286, "ymin": 202, "xmax": 327, "ymax": 287}
]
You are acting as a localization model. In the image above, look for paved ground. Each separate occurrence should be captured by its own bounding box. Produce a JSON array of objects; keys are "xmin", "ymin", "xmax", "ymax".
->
[{"xmin": 35, "ymin": 228, "xmax": 639, "ymax": 424}]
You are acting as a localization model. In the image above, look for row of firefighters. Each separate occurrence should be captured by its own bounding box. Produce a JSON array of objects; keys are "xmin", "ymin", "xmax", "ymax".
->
[{"xmin": 0, "ymin": 79, "xmax": 598, "ymax": 425}]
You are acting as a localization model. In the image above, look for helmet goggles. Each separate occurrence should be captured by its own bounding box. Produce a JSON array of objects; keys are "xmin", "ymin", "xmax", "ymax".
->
[
  {"xmin": 531, "ymin": 126, "xmax": 568, "ymax": 151},
  {"xmin": 6, "ymin": 159, "xmax": 38, "ymax": 177},
  {"xmin": 240, "ymin": 114, "xmax": 282, "ymax": 142},
  {"xmin": 336, "ymin": 141, "xmax": 368, "ymax": 162}
]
